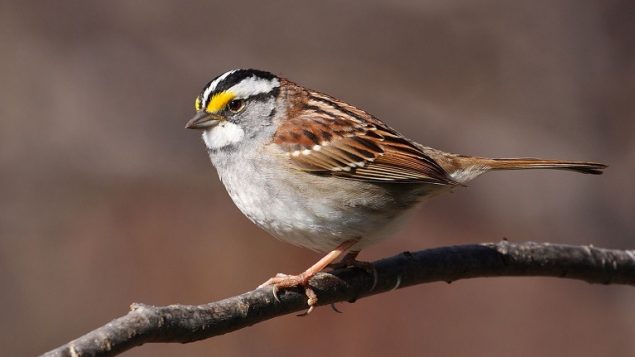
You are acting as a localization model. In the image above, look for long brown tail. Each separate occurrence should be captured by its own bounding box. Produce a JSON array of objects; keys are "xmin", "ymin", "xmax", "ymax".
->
[
  {"xmin": 418, "ymin": 146, "xmax": 607, "ymax": 183},
  {"xmin": 482, "ymin": 158, "xmax": 607, "ymax": 175},
  {"xmin": 438, "ymin": 155, "xmax": 608, "ymax": 184}
]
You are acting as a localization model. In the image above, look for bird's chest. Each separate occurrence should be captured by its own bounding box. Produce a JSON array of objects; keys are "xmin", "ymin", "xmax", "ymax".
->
[
  {"xmin": 210, "ymin": 151, "xmax": 380, "ymax": 251},
  {"xmin": 210, "ymin": 151, "xmax": 318, "ymax": 227},
  {"xmin": 217, "ymin": 161, "xmax": 333, "ymax": 234},
  {"xmin": 208, "ymin": 150, "xmax": 431, "ymax": 252}
]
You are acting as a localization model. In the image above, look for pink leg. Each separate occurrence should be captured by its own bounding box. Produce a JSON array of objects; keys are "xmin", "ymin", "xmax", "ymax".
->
[{"xmin": 259, "ymin": 239, "xmax": 358, "ymax": 313}]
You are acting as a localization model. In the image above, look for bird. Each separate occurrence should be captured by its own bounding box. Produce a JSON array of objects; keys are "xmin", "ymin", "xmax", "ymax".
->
[{"xmin": 185, "ymin": 68, "xmax": 606, "ymax": 311}]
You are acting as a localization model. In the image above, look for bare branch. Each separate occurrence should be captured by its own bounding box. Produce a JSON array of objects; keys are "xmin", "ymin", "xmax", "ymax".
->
[{"xmin": 41, "ymin": 241, "xmax": 635, "ymax": 357}]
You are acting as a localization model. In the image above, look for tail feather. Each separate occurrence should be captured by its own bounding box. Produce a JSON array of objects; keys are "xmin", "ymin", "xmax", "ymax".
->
[
  {"xmin": 485, "ymin": 158, "xmax": 607, "ymax": 175},
  {"xmin": 442, "ymin": 156, "xmax": 607, "ymax": 184}
]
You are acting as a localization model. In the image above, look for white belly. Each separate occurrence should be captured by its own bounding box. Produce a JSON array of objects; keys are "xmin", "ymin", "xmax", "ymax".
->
[{"xmin": 208, "ymin": 146, "xmax": 440, "ymax": 253}]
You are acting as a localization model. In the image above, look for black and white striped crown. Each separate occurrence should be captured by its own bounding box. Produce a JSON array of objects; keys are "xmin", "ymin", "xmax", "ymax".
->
[{"xmin": 195, "ymin": 69, "xmax": 280, "ymax": 112}]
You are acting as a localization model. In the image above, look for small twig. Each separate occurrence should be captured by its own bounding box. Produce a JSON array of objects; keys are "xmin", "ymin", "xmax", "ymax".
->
[{"xmin": 41, "ymin": 241, "xmax": 635, "ymax": 357}]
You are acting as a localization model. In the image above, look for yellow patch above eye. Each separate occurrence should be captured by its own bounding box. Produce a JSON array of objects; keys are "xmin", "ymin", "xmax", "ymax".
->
[
  {"xmin": 205, "ymin": 91, "xmax": 235, "ymax": 113},
  {"xmin": 194, "ymin": 97, "xmax": 202, "ymax": 111}
]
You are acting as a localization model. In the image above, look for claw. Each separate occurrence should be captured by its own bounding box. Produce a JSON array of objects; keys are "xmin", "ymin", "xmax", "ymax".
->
[
  {"xmin": 272, "ymin": 285, "xmax": 281, "ymax": 303},
  {"xmin": 369, "ymin": 267, "xmax": 378, "ymax": 292},
  {"xmin": 330, "ymin": 303, "xmax": 343, "ymax": 313},
  {"xmin": 297, "ymin": 306, "xmax": 314, "ymax": 316},
  {"xmin": 259, "ymin": 272, "xmax": 316, "ymax": 313},
  {"xmin": 391, "ymin": 274, "xmax": 402, "ymax": 291}
]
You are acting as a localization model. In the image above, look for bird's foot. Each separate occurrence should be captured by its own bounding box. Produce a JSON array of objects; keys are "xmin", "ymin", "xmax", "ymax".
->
[
  {"xmin": 257, "ymin": 240, "xmax": 360, "ymax": 315},
  {"xmin": 258, "ymin": 272, "xmax": 318, "ymax": 314}
]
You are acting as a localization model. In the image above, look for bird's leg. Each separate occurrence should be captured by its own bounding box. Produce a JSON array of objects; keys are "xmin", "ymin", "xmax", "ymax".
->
[
  {"xmin": 328, "ymin": 250, "xmax": 363, "ymax": 269},
  {"xmin": 258, "ymin": 239, "xmax": 358, "ymax": 313}
]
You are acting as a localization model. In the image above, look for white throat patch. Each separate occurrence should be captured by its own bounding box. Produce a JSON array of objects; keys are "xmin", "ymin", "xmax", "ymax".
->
[{"xmin": 202, "ymin": 122, "xmax": 245, "ymax": 150}]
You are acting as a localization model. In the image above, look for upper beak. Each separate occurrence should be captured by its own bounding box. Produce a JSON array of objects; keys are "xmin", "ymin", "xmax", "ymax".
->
[{"xmin": 185, "ymin": 111, "xmax": 224, "ymax": 130}]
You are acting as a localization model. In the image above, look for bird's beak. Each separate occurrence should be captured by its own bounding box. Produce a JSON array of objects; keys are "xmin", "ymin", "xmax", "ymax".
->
[{"xmin": 185, "ymin": 111, "xmax": 224, "ymax": 130}]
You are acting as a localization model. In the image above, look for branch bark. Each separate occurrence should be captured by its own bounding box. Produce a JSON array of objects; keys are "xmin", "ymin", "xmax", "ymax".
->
[{"xmin": 41, "ymin": 241, "xmax": 635, "ymax": 357}]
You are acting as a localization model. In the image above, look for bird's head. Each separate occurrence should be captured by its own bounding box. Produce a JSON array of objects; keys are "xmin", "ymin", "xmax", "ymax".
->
[{"xmin": 186, "ymin": 69, "xmax": 281, "ymax": 150}]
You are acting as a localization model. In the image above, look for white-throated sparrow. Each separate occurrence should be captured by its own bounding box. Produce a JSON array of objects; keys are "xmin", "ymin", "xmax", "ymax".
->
[{"xmin": 186, "ymin": 69, "xmax": 606, "ymax": 311}]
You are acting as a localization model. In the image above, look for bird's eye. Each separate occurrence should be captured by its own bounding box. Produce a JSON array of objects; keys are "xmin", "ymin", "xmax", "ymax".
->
[{"xmin": 227, "ymin": 99, "xmax": 245, "ymax": 113}]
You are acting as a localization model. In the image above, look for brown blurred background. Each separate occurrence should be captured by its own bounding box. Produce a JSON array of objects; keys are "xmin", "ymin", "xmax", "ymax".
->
[{"xmin": 1, "ymin": 1, "xmax": 634, "ymax": 356}]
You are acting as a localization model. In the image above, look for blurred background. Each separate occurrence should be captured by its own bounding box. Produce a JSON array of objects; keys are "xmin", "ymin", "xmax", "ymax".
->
[{"xmin": 1, "ymin": 1, "xmax": 634, "ymax": 356}]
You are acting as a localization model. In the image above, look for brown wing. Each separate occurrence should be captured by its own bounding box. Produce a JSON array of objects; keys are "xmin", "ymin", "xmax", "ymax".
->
[{"xmin": 271, "ymin": 90, "xmax": 453, "ymax": 185}]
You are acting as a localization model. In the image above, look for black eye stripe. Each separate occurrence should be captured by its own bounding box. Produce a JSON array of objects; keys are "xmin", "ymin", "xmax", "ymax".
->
[{"xmin": 246, "ymin": 91, "xmax": 277, "ymax": 102}]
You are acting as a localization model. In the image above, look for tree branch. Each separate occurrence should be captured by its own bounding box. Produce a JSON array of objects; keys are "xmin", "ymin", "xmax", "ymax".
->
[{"xmin": 41, "ymin": 241, "xmax": 635, "ymax": 357}]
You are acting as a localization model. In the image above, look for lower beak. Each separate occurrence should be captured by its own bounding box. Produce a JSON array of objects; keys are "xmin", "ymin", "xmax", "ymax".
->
[{"xmin": 185, "ymin": 111, "xmax": 224, "ymax": 129}]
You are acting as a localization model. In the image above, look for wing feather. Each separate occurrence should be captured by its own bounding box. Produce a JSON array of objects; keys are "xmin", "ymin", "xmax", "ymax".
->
[{"xmin": 271, "ymin": 91, "xmax": 454, "ymax": 185}]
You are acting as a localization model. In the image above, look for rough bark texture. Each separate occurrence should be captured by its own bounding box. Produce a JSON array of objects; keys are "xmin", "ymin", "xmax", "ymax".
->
[{"xmin": 42, "ymin": 241, "xmax": 635, "ymax": 357}]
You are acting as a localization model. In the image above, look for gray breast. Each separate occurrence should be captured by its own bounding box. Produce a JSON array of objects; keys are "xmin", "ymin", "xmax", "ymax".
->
[{"xmin": 208, "ymin": 146, "xmax": 443, "ymax": 252}]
